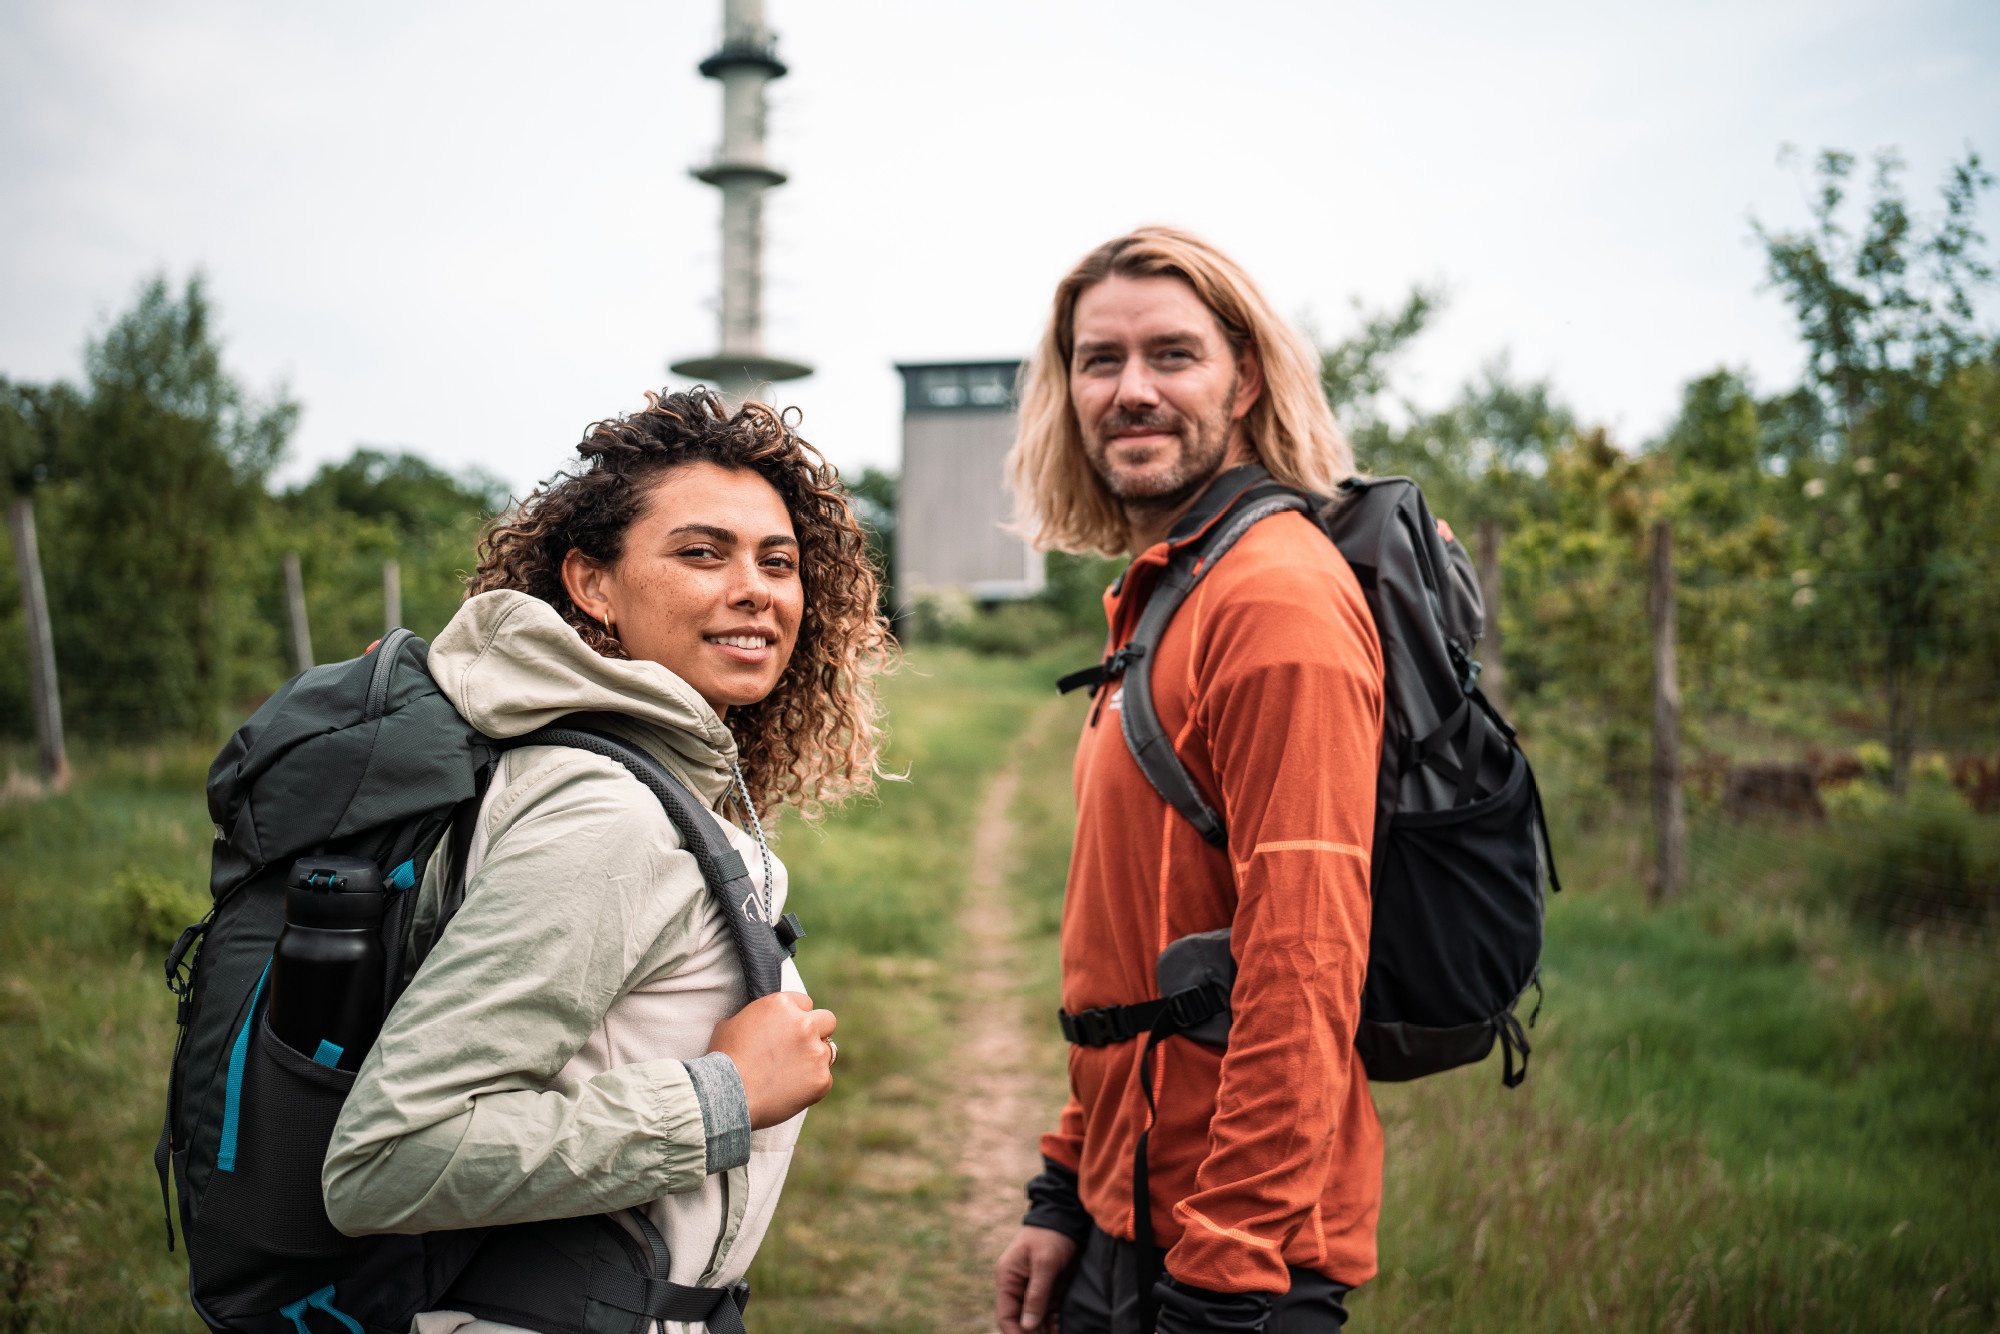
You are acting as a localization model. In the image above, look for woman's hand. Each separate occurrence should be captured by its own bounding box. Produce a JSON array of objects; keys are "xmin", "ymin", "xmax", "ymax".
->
[{"xmin": 706, "ymin": 991, "xmax": 838, "ymax": 1129}]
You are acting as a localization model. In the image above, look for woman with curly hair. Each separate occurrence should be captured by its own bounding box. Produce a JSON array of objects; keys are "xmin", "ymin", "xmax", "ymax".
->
[{"xmin": 324, "ymin": 388, "xmax": 892, "ymax": 1333}]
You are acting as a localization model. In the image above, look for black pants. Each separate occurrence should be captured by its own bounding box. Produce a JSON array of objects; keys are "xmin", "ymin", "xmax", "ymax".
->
[{"xmin": 1058, "ymin": 1225, "xmax": 1351, "ymax": 1333}]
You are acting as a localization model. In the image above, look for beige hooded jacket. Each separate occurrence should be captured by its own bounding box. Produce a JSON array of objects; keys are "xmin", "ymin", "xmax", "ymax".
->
[{"xmin": 322, "ymin": 590, "xmax": 805, "ymax": 1332}]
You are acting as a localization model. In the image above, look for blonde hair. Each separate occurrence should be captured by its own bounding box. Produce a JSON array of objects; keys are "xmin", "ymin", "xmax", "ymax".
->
[{"xmin": 1006, "ymin": 226, "xmax": 1352, "ymax": 556}]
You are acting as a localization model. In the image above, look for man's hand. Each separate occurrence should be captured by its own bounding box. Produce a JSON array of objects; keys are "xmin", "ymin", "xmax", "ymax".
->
[
  {"xmin": 996, "ymin": 1225, "xmax": 1078, "ymax": 1334},
  {"xmin": 706, "ymin": 991, "xmax": 836, "ymax": 1128}
]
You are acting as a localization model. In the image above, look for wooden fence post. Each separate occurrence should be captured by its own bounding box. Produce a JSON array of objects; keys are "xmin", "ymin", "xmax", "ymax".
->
[
  {"xmin": 1650, "ymin": 518, "xmax": 1686, "ymax": 904},
  {"xmin": 1477, "ymin": 519, "xmax": 1505, "ymax": 714},
  {"xmin": 7, "ymin": 495, "xmax": 70, "ymax": 789},
  {"xmin": 383, "ymin": 559, "xmax": 402, "ymax": 634},
  {"xmin": 283, "ymin": 551, "xmax": 314, "ymax": 673}
]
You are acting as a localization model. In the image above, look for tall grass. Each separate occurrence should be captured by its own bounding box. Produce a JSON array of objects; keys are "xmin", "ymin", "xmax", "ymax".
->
[
  {"xmin": 1353, "ymin": 796, "xmax": 1999, "ymax": 1331},
  {"xmin": 2, "ymin": 650, "xmax": 1996, "ymax": 1332},
  {"xmin": 0, "ymin": 743, "xmax": 216, "ymax": 1331}
]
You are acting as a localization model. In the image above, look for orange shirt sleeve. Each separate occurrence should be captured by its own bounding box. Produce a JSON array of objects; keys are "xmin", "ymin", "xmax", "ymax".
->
[{"xmin": 1164, "ymin": 528, "xmax": 1384, "ymax": 1292}]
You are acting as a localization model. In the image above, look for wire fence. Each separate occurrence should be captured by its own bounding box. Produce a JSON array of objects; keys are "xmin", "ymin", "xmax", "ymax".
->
[{"xmin": 1496, "ymin": 526, "xmax": 2000, "ymax": 970}]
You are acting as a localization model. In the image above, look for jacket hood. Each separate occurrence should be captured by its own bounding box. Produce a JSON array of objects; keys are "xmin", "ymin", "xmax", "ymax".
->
[{"xmin": 428, "ymin": 589, "xmax": 739, "ymax": 806}]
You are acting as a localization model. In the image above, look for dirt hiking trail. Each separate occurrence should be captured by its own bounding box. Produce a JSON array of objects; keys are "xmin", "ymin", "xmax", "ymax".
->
[{"xmin": 949, "ymin": 701, "xmax": 1070, "ymax": 1327}]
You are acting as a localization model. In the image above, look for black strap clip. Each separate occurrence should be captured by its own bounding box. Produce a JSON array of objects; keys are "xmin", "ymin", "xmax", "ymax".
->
[
  {"xmin": 1165, "ymin": 982, "xmax": 1225, "ymax": 1029},
  {"xmin": 774, "ymin": 912, "xmax": 805, "ymax": 957},
  {"xmin": 1056, "ymin": 643, "xmax": 1147, "ymax": 697},
  {"xmin": 1058, "ymin": 1002, "xmax": 1150, "ymax": 1047},
  {"xmin": 164, "ymin": 916, "xmax": 209, "ymax": 1024}
]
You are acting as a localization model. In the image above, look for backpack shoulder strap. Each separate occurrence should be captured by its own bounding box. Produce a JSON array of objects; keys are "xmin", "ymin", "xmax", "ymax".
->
[
  {"xmin": 1119, "ymin": 483, "xmax": 1313, "ymax": 849},
  {"xmin": 506, "ymin": 724, "xmax": 791, "ymax": 999}
]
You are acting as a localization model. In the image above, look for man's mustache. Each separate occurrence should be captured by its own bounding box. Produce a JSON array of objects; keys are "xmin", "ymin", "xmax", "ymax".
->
[{"xmin": 1100, "ymin": 409, "xmax": 1184, "ymax": 436}]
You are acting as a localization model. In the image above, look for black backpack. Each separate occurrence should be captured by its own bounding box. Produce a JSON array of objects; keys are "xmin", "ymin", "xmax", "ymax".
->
[
  {"xmin": 158, "ymin": 626, "xmax": 798, "ymax": 1334},
  {"xmin": 1055, "ymin": 465, "xmax": 1560, "ymax": 1087}
]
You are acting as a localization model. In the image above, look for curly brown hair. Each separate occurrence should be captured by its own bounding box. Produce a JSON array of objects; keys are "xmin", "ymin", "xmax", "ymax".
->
[{"xmin": 469, "ymin": 388, "xmax": 893, "ymax": 821}]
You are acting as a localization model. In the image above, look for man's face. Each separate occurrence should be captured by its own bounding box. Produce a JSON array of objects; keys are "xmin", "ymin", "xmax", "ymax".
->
[{"xmin": 1069, "ymin": 273, "xmax": 1260, "ymax": 507}]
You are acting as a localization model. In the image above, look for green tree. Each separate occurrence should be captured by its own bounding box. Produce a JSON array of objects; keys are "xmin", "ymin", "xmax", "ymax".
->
[
  {"xmin": 41, "ymin": 274, "xmax": 298, "ymax": 736},
  {"xmin": 844, "ymin": 466, "xmax": 898, "ymax": 611},
  {"xmin": 287, "ymin": 448, "xmax": 506, "ymax": 537},
  {"xmin": 1758, "ymin": 149, "xmax": 1997, "ymax": 790},
  {"xmin": 1319, "ymin": 290, "xmax": 1573, "ymax": 529},
  {"xmin": 267, "ymin": 449, "xmax": 505, "ymax": 668},
  {"xmin": 1652, "ymin": 371, "xmax": 1800, "ymax": 713}
]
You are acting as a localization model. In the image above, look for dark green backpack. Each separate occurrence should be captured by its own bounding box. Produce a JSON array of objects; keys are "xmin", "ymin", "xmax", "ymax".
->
[{"xmin": 159, "ymin": 627, "xmax": 794, "ymax": 1334}]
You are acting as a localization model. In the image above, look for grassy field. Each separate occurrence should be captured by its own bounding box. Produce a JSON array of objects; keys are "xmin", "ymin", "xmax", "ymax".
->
[{"xmin": 1, "ymin": 647, "xmax": 1996, "ymax": 1331}]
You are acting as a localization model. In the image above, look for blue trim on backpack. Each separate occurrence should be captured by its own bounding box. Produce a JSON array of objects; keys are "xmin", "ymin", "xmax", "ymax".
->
[
  {"xmin": 215, "ymin": 961, "xmax": 270, "ymax": 1173},
  {"xmin": 279, "ymin": 1285, "xmax": 363, "ymax": 1334},
  {"xmin": 311, "ymin": 1039, "xmax": 343, "ymax": 1068},
  {"xmin": 387, "ymin": 858, "xmax": 417, "ymax": 891}
]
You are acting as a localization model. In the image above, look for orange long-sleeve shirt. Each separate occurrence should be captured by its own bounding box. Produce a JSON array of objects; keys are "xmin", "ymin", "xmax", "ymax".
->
[{"xmin": 1040, "ymin": 507, "xmax": 1386, "ymax": 1294}]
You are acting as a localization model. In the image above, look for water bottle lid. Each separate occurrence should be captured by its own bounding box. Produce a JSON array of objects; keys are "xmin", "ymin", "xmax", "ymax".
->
[
  {"xmin": 285, "ymin": 856, "xmax": 388, "ymax": 926},
  {"xmin": 286, "ymin": 856, "xmax": 384, "ymax": 894}
]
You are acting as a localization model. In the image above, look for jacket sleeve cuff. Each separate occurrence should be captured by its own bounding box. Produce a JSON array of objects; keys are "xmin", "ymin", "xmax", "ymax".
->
[
  {"xmin": 1021, "ymin": 1156, "xmax": 1093, "ymax": 1244},
  {"xmin": 682, "ymin": 1052, "xmax": 752, "ymax": 1174}
]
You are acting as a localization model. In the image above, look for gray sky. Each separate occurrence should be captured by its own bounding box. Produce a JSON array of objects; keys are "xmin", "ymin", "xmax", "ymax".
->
[{"xmin": 3, "ymin": 0, "xmax": 1996, "ymax": 495}]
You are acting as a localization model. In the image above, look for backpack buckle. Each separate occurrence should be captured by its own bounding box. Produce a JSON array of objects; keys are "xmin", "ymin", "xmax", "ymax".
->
[
  {"xmin": 1059, "ymin": 1005, "xmax": 1132, "ymax": 1046},
  {"xmin": 774, "ymin": 912, "xmax": 805, "ymax": 956},
  {"xmin": 1166, "ymin": 983, "xmax": 1223, "ymax": 1029},
  {"xmin": 1055, "ymin": 644, "xmax": 1147, "ymax": 697}
]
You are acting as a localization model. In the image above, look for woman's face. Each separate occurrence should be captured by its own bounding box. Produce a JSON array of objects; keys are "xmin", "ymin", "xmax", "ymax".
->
[{"xmin": 561, "ymin": 461, "xmax": 804, "ymax": 714}]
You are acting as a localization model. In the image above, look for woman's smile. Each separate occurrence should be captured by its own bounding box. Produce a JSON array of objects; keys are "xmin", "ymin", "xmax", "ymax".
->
[{"xmin": 704, "ymin": 628, "xmax": 779, "ymax": 661}]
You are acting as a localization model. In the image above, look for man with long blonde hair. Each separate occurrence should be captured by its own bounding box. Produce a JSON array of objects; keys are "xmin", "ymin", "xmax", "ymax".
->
[{"xmin": 996, "ymin": 228, "xmax": 1385, "ymax": 1333}]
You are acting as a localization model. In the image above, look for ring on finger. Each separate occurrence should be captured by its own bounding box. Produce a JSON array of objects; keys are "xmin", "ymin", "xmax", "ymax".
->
[{"xmin": 826, "ymin": 1038, "xmax": 838, "ymax": 1065}]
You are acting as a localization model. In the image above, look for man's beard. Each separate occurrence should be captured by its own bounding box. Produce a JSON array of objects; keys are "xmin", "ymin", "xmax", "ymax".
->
[{"xmin": 1084, "ymin": 379, "xmax": 1239, "ymax": 511}]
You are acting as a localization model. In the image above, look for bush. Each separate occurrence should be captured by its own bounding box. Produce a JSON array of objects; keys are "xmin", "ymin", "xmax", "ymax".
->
[
  {"xmin": 943, "ymin": 601, "xmax": 1074, "ymax": 657},
  {"xmin": 112, "ymin": 866, "xmax": 208, "ymax": 949},
  {"xmin": 1817, "ymin": 788, "xmax": 1999, "ymax": 935}
]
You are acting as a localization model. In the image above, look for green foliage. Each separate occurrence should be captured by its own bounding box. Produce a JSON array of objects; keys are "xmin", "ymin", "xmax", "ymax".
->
[
  {"xmin": 110, "ymin": 867, "xmax": 208, "ymax": 951},
  {"xmin": 14, "ymin": 275, "xmax": 301, "ymax": 738},
  {"xmin": 1318, "ymin": 285, "xmax": 1443, "ymax": 420},
  {"xmin": 263, "ymin": 450, "xmax": 501, "ymax": 669},
  {"xmin": 939, "ymin": 600, "xmax": 1074, "ymax": 656},
  {"xmin": 0, "ymin": 1152, "xmax": 67, "ymax": 1334},
  {"xmin": 1313, "ymin": 149, "xmax": 1999, "ymax": 802},
  {"xmin": 0, "ymin": 278, "xmax": 505, "ymax": 744},
  {"xmin": 1817, "ymin": 783, "xmax": 1998, "ymax": 935},
  {"xmin": 1757, "ymin": 149, "xmax": 1998, "ymax": 788},
  {"xmin": 1040, "ymin": 550, "xmax": 1124, "ymax": 638},
  {"xmin": 844, "ymin": 466, "xmax": 897, "ymax": 612},
  {"xmin": 1502, "ymin": 430, "xmax": 1654, "ymax": 796}
]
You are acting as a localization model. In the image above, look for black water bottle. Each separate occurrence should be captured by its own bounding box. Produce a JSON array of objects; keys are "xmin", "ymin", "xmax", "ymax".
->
[{"xmin": 270, "ymin": 856, "xmax": 388, "ymax": 1071}]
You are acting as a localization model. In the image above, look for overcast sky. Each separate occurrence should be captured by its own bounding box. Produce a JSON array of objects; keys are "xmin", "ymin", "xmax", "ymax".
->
[{"xmin": 3, "ymin": 0, "xmax": 1995, "ymax": 495}]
